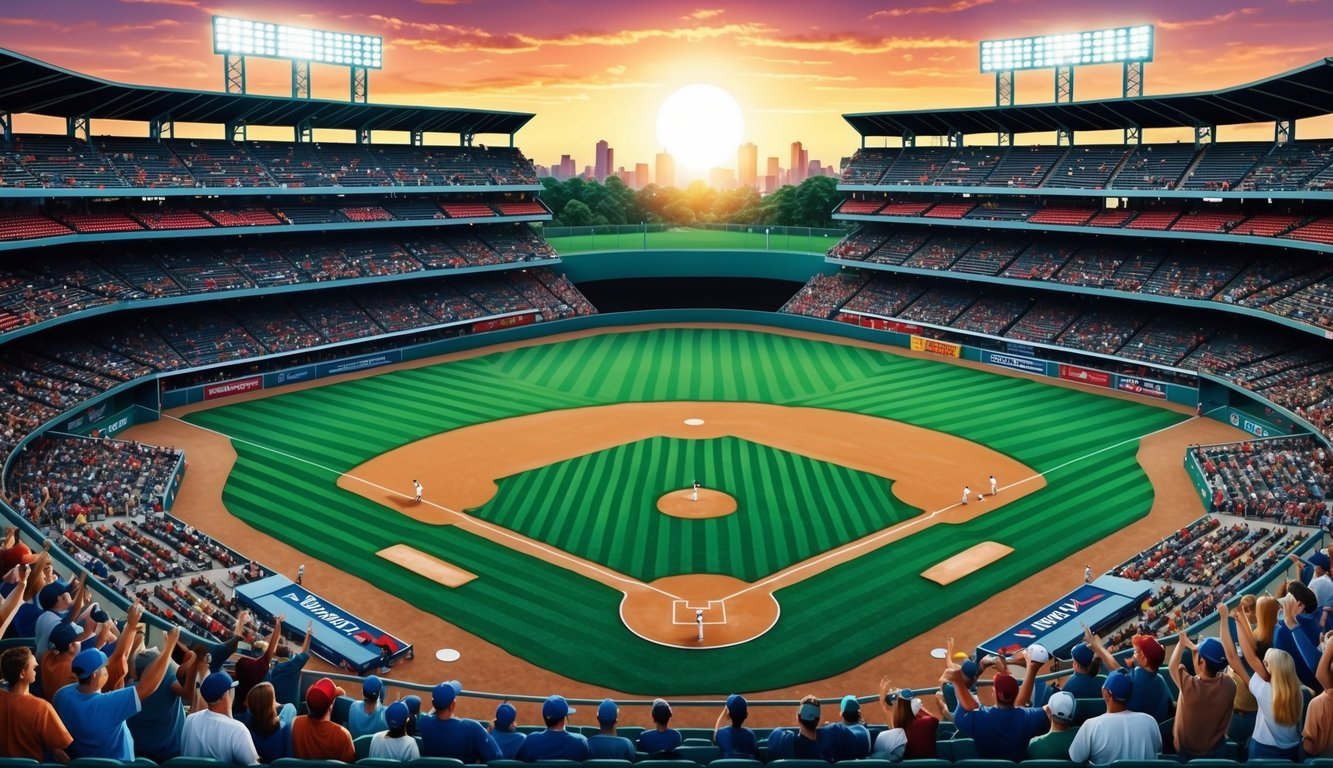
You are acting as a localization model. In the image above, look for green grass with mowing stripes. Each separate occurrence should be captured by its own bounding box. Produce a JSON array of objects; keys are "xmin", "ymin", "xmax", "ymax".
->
[
  {"xmin": 545, "ymin": 227, "xmax": 841, "ymax": 255},
  {"xmin": 472, "ymin": 436, "xmax": 911, "ymax": 583},
  {"xmin": 185, "ymin": 327, "xmax": 1186, "ymax": 694}
]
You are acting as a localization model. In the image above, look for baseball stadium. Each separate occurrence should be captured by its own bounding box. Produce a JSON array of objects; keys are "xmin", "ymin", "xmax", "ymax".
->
[{"xmin": 2, "ymin": 11, "xmax": 1333, "ymax": 767}]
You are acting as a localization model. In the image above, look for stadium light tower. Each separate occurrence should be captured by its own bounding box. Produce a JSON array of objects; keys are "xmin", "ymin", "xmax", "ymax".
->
[
  {"xmin": 980, "ymin": 25, "xmax": 1153, "ymax": 145},
  {"xmin": 212, "ymin": 16, "xmax": 383, "ymax": 104}
]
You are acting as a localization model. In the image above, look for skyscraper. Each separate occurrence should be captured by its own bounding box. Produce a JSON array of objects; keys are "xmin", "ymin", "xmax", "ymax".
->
[
  {"xmin": 738, "ymin": 143, "xmax": 758, "ymax": 190},
  {"xmin": 656, "ymin": 152, "xmax": 675, "ymax": 189},
  {"xmin": 595, "ymin": 140, "xmax": 611, "ymax": 182},
  {"xmin": 558, "ymin": 155, "xmax": 575, "ymax": 180},
  {"xmin": 790, "ymin": 142, "xmax": 808, "ymax": 185},
  {"xmin": 635, "ymin": 163, "xmax": 650, "ymax": 190},
  {"xmin": 766, "ymin": 156, "xmax": 780, "ymax": 180}
]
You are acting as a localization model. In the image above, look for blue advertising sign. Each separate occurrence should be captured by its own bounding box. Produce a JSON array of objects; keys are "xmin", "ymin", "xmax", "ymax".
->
[
  {"xmin": 1005, "ymin": 341, "xmax": 1036, "ymax": 358},
  {"xmin": 316, "ymin": 350, "xmax": 402, "ymax": 378},
  {"xmin": 982, "ymin": 350, "xmax": 1045, "ymax": 375},
  {"xmin": 269, "ymin": 365, "xmax": 316, "ymax": 387},
  {"xmin": 979, "ymin": 578, "xmax": 1149, "ymax": 658}
]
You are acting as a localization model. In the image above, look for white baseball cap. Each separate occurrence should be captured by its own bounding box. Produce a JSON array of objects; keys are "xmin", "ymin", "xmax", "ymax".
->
[{"xmin": 1026, "ymin": 643, "xmax": 1050, "ymax": 664}]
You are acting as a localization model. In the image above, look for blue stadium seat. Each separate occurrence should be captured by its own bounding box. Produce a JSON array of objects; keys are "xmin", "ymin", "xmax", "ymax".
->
[
  {"xmin": 583, "ymin": 761, "xmax": 635, "ymax": 768},
  {"xmin": 952, "ymin": 760, "xmax": 1017, "ymax": 768},
  {"xmin": 767, "ymin": 760, "xmax": 834, "ymax": 768},
  {"xmin": 403, "ymin": 760, "xmax": 467, "ymax": 768},
  {"xmin": 354, "ymin": 734, "xmax": 375, "ymax": 760},
  {"xmin": 358, "ymin": 760, "xmax": 410, "ymax": 768},
  {"xmin": 1016, "ymin": 761, "xmax": 1078, "ymax": 768},
  {"xmin": 676, "ymin": 745, "xmax": 721, "ymax": 764},
  {"xmin": 162, "ymin": 759, "xmax": 235, "ymax": 768},
  {"xmin": 677, "ymin": 729, "xmax": 717, "ymax": 741},
  {"xmin": 898, "ymin": 761, "xmax": 951, "ymax": 768},
  {"xmin": 1073, "ymin": 697, "xmax": 1106, "ymax": 725},
  {"xmin": 1106, "ymin": 760, "xmax": 1183, "ymax": 768},
  {"xmin": 707, "ymin": 760, "xmax": 763, "ymax": 768}
]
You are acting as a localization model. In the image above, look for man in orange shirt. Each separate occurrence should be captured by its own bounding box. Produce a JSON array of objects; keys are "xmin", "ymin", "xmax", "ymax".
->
[
  {"xmin": 39, "ymin": 622, "xmax": 80, "ymax": 701},
  {"xmin": 291, "ymin": 676, "xmax": 354, "ymax": 761},
  {"xmin": 0, "ymin": 646, "xmax": 72, "ymax": 762}
]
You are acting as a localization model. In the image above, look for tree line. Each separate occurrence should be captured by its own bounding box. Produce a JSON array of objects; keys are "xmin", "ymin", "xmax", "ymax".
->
[{"xmin": 538, "ymin": 175, "xmax": 841, "ymax": 229}]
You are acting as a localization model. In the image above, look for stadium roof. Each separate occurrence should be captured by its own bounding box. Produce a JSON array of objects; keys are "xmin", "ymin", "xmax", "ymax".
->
[
  {"xmin": 0, "ymin": 48, "xmax": 533, "ymax": 136},
  {"xmin": 845, "ymin": 57, "xmax": 1333, "ymax": 137}
]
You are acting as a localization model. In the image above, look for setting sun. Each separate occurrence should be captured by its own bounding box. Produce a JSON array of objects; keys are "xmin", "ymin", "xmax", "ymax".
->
[{"xmin": 655, "ymin": 84, "xmax": 745, "ymax": 171}]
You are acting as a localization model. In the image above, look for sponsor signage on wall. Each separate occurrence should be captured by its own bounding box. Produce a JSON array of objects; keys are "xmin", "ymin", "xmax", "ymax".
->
[
  {"xmin": 1058, "ymin": 364, "xmax": 1111, "ymax": 388},
  {"xmin": 910, "ymin": 335, "xmax": 961, "ymax": 358},
  {"xmin": 983, "ymin": 351, "xmax": 1045, "ymax": 375},
  {"xmin": 1117, "ymin": 376, "xmax": 1167, "ymax": 400},
  {"xmin": 204, "ymin": 376, "xmax": 263, "ymax": 401}
]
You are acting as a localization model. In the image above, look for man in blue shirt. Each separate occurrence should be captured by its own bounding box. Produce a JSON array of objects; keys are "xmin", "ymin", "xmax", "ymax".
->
[
  {"xmin": 824, "ymin": 695, "xmax": 871, "ymax": 760},
  {"xmin": 269, "ymin": 623, "xmax": 312, "ymax": 707},
  {"xmin": 638, "ymin": 698, "xmax": 682, "ymax": 756},
  {"xmin": 418, "ymin": 679, "xmax": 502, "ymax": 763},
  {"xmin": 1057, "ymin": 643, "xmax": 1106, "ymax": 699},
  {"xmin": 950, "ymin": 654, "xmax": 1049, "ymax": 761},
  {"xmin": 517, "ymin": 695, "xmax": 590, "ymax": 761},
  {"xmin": 713, "ymin": 694, "xmax": 757, "ymax": 759},
  {"xmin": 1083, "ymin": 624, "xmax": 1174, "ymax": 723},
  {"xmin": 489, "ymin": 702, "xmax": 526, "ymax": 758},
  {"xmin": 589, "ymin": 698, "xmax": 636, "ymax": 760},
  {"xmin": 127, "ymin": 645, "xmax": 203, "ymax": 762},
  {"xmin": 54, "ymin": 625, "xmax": 181, "ymax": 760}
]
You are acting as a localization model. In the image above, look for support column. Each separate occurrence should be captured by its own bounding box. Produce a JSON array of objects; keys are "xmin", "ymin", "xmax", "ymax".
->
[
  {"xmin": 350, "ymin": 66, "xmax": 369, "ymax": 103},
  {"xmin": 295, "ymin": 119, "xmax": 313, "ymax": 144},
  {"xmin": 1275, "ymin": 119, "xmax": 1294, "ymax": 145},
  {"xmin": 66, "ymin": 115, "xmax": 90, "ymax": 143},
  {"xmin": 995, "ymin": 70, "xmax": 1014, "ymax": 107},
  {"xmin": 1054, "ymin": 66, "xmax": 1074, "ymax": 103},
  {"xmin": 292, "ymin": 60, "xmax": 311, "ymax": 99},
  {"xmin": 226, "ymin": 120, "xmax": 247, "ymax": 143},
  {"xmin": 0, "ymin": 111, "xmax": 11, "ymax": 146},
  {"xmin": 224, "ymin": 54, "xmax": 246, "ymax": 94}
]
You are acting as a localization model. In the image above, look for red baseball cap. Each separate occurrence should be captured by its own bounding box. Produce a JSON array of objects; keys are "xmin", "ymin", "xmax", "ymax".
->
[
  {"xmin": 1132, "ymin": 635, "xmax": 1165, "ymax": 668},
  {"xmin": 1, "ymin": 543, "xmax": 37, "ymax": 574}
]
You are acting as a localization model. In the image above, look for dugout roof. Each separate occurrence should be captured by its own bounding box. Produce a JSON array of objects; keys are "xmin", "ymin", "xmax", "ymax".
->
[
  {"xmin": 845, "ymin": 57, "xmax": 1333, "ymax": 137},
  {"xmin": 0, "ymin": 48, "xmax": 533, "ymax": 136}
]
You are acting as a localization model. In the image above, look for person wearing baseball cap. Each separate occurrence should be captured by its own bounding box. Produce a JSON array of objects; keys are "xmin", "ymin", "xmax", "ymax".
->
[
  {"xmin": 823, "ymin": 694, "xmax": 871, "ymax": 760},
  {"xmin": 714, "ymin": 694, "xmax": 758, "ymax": 759},
  {"xmin": 1288, "ymin": 550, "xmax": 1333, "ymax": 610},
  {"xmin": 488, "ymin": 701, "xmax": 525, "ymax": 758},
  {"xmin": 1082, "ymin": 622, "xmax": 1174, "ymax": 722},
  {"xmin": 1056, "ymin": 642, "xmax": 1105, "ymax": 699},
  {"xmin": 369, "ymin": 700, "xmax": 420, "ymax": 761},
  {"xmin": 516, "ymin": 695, "xmax": 590, "ymax": 760},
  {"xmin": 38, "ymin": 621, "xmax": 82, "ymax": 701},
  {"xmin": 347, "ymin": 673, "xmax": 387, "ymax": 739},
  {"xmin": 1169, "ymin": 632, "xmax": 1236, "ymax": 759},
  {"xmin": 181, "ymin": 671, "xmax": 259, "ymax": 765},
  {"xmin": 52, "ymin": 624, "xmax": 181, "ymax": 760},
  {"xmin": 588, "ymin": 699, "xmax": 634, "ymax": 760},
  {"xmin": 1027, "ymin": 690, "xmax": 1079, "ymax": 759},
  {"xmin": 418, "ymin": 679, "xmax": 502, "ymax": 763},
  {"xmin": 638, "ymin": 697, "xmax": 683, "ymax": 756},
  {"xmin": 291, "ymin": 676, "xmax": 354, "ymax": 761},
  {"xmin": 1068, "ymin": 668, "xmax": 1161, "ymax": 763},
  {"xmin": 1275, "ymin": 580, "xmax": 1325, "ymax": 690},
  {"xmin": 949, "ymin": 647, "xmax": 1050, "ymax": 761},
  {"xmin": 875, "ymin": 680, "xmax": 938, "ymax": 761}
]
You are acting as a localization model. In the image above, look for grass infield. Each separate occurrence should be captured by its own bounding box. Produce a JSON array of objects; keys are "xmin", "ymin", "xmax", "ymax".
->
[
  {"xmin": 545, "ymin": 227, "xmax": 840, "ymax": 254},
  {"xmin": 185, "ymin": 327, "xmax": 1185, "ymax": 694}
]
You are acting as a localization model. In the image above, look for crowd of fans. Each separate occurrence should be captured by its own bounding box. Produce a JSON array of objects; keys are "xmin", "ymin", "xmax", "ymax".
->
[
  {"xmin": 1191, "ymin": 437, "xmax": 1333, "ymax": 525},
  {"xmin": 840, "ymin": 140, "xmax": 1333, "ymax": 193},
  {"xmin": 0, "ymin": 135, "xmax": 540, "ymax": 190},
  {"xmin": 0, "ymin": 226, "xmax": 559, "ymax": 339}
]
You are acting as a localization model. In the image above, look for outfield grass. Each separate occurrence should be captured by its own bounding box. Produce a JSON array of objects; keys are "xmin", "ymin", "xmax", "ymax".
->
[
  {"xmin": 186, "ymin": 328, "xmax": 1185, "ymax": 694},
  {"xmin": 545, "ymin": 227, "xmax": 842, "ymax": 254},
  {"xmin": 474, "ymin": 436, "xmax": 910, "ymax": 583}
]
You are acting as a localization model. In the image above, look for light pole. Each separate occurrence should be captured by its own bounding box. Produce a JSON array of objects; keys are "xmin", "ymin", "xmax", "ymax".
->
[{"xmin": 765, "ymin": 228, "xmax": 771, "ymax": 251}]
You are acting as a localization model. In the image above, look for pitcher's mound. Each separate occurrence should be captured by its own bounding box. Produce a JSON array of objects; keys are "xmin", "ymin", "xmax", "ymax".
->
[{"xmin": 658, "ymin": 488, "xmax": 737, "ymax": 518}]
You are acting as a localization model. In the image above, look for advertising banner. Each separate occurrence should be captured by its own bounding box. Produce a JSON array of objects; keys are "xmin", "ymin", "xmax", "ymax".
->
[
  {"xmin": 204, "ymin": 376, "xmax": 262, "ymax": 401},
  {"xmin": 978, "ymin": 578, "xmax": 1150, "ymax": 658},
  {"xmin": 269, "ymin": 366, "xmax": 316, "ymax": 387},
  {"xmin": 910, "ymin": 335, "xmax": 961, "ymax": 359},
  {"xmin": 1117, "ymin": 376, "xmax": 1168, "ymax": 400},
  {"xmin": 1006, "ymin": 341, "xmax": 1036, "ymax": 358},
  {"xmin": 983, "ymin": 351, "xmax": 1045, "ymax": 375},
  {"xmin": 316, "ymin": 350, "xmax": 402, "ymax": 378},
  {"xmin": 471, "ymin": 312, "xmax": 537, "ymax": 334},
  {"xmin": 1058, "ymin": 364, "xmax": 1111, "ymax": 388}
]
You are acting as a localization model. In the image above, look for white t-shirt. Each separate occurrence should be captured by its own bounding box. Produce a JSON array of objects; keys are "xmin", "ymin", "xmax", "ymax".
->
[
  {"xmin": 370, "ymin": 731, "xmax": 421, "ymax": 761},
  {"xmin": 1068, "ymin": 710, "xmax": 1161, "ymax": 764},
  {"xmin": 871, "ymin": 728, "xmax": 906, "ymax": 762},
  {"xmin": 1311, "ymin": 573, "xmax": 1333, "ymax": 610},
  {"xmin": 1250, "ymin": 673, "xmax": 1303, "ymax": 748},
  {"xmin": 182, "ymin": 709, "xmax": 261, "ymax": 765}
]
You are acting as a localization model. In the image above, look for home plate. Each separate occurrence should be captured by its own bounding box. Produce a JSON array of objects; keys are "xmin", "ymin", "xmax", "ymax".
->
[
  {"xmin": 684, "ymin": 418, "xmax": 705, "ymax": 426},
  {"xmin": 436, "ymin": 648, "xmax": 461, "ymax": 662},
  {"xmin": 930, "ymin": 648, "xmax": 948, "ymax": 659}
]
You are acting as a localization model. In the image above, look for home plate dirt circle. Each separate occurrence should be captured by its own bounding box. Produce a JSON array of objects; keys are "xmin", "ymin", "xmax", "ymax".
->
[
  {"xmin": 684, "ymin": 418, "xmax": 705, "ymax": 426},
  {"xmin": 657, "ymin": 488, "xmax": 737, "ymax": 518},
  {"xmin": 620, "ymin": 574, "xmax": 780, "ymax": 649},
  {"xmin": 435, "ymin": 648, "xmax": 461, "ymax": 662}
]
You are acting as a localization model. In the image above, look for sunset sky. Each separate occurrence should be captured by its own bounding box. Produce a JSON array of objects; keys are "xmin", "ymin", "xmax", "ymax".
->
[{"xmin": 2, "ymin": 0, "xmax": 1331, "ymax": 178}]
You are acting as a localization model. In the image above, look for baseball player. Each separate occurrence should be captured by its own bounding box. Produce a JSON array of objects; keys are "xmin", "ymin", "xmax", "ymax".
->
[
  {"xmin": 413, "ymin": 479, "xmax": 423, "ymax": 502},
  {"xmin": 1084, "ymin": 565, "xmax": 1092, "ymax": 584},
  {"xmin": 962, "ymin": 486, "xmax": 970, "ymax": 505},
  {"xmin": 696, "ymin": 609, "xmax": 704, "ymax": 642},
  {"xmin": 297, "ymin": 563, "xmax": 305, "ymax": 585},
  {"xmin": 989, "ymin": 475, "xmax": 998, "ymax": 495},
  {"xmin": 692, "ymin": 479, "xmax": 700, "ymax": 502}
]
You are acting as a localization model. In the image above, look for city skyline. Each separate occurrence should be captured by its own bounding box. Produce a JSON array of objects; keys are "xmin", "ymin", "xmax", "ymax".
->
[
  {"xmin": 538, "ymin": 138, "xmax": 837, "ymax": 190},
  {"xmin": 1, "ymin": 1, "xmax": 1331, "ymax": 169}
]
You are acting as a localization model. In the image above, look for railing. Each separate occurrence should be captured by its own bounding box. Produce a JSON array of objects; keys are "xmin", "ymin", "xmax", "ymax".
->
[{"xmin": 542, "ymin": 224, "xmax": 849, "ymax": 254}]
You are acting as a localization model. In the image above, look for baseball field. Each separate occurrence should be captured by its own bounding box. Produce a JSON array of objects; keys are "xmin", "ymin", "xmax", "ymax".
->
[{"xmin": 161, "ymin": 325, "xmax": 1201, "ymax": 695}]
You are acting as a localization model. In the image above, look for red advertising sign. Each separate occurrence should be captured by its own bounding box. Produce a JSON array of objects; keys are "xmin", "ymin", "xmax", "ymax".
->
[
  {"xmin": 204, "ymin": 375, "xmax": 262, "ymax": 400},
  {"xmin": 471, "ymin": 312, "xmax": 537, "ymax": 334},
  {"xmin": 1058, "ymin": 364, "xmax": 1111, "ymax": 388}
]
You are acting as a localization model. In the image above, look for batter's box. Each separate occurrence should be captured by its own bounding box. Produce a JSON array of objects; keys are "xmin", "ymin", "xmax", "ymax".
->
[{"xmin": 672, "ymin": 600, "xmax": 727, "ymax": 625}]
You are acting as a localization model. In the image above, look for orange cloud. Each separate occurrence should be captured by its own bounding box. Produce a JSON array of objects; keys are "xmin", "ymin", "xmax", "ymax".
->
[
  {"xmin": 683, "ymin": 9, "xmax": 725, "ymax": 20},
  {"xmin": 383, "ymin": 19, "xmax": 774, "ymax": 54},
  {"xmin": 870, "ymin": 0, "xmax": 996, "ymax": 18},
  {"xmin": 1157, "ymin": 7, "xmax": 1260, "ymax": 30},
  {"xmin": 740, "ymin": 32, "xmax": 974, "ymax": 54}
]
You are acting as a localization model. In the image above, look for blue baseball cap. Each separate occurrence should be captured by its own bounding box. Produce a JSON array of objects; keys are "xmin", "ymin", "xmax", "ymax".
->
[
  {"xmin": 386, "ymin": 701, "xmax": 410, "ymax": 729},
  {"xmin": 726, "ymin": 694, "xmax": 748, "ymax": 719},
  {"xmin": 1313, "ymin": 552, "xmax": 1331, "ymax": 572},
  {"xmin": 1104, "ymin": 668, "xmax": 1133, "ymax": 702},
  {"xmin": 403, "ymin": 695, "xmax": 422, "ymax": 715},
  {"xmin": 542, "ymin": 695, "xmax": 575, "ymax": 720},
  {"xmin": 71, "ymin": 648, "xmax": 107, "ymax": 679},
  {"xmin": 841, "ymin": 695, "xmax": 860, "ymax": 717},
  {"xmin": 960, "ymin": 659, "xmax": 981, "ymax": 681},
  {"xmin": 201, "ymin": 671, "xmax": 238, "ymax": 703},
  {"xmin": 38, "ymin": 581, "xmax": 69, "ymax": 611},
  {"xmin": 433, "ymin": 680, "xmax": 462, "ymax": 709},
  {"xmin": 1198, "ymin": 637, "xmax": 1228, "ymax": 667},
  {"xmin": 1071, "ymin": 643, "xmax": 1095, "ymax": 668},
  {"xmin": 597, "ymin": 698, "xmax": 618, "ymax": 725},
  {"xmin": 363, "ymin": 675, "xmax": 383, "ymax": 697},
  {"xmin": 495, "ymin": 702, "xmax": 518, "ymax": 728},
  {"xmin": 50, "ymin": 622, "xmax": 79, "ymax": 653}
]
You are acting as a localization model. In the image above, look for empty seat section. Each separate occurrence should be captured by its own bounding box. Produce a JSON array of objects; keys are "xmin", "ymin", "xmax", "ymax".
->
[
  {"xmin": 984, "ymin": 146, "xmax": 1065, "ymax": 188},
  {"xmin": 1180, "ymin": 142, "xmax": 1270, "ymax": 191},
  {"xmin": 10, "ymin": 134, "xmax": 127, "ymax": 188},
  {"xmin": 98, "ymin": 137, "xmax": 196, "ymax": 187},
  {"xmin": 1111, "ymin": 144, "xmax": 1196, "ymax": 190},
  {"xmin": 167, "ymin": 139, "xmax": 273, "ymax": 187},
  {"xmin": 841, "ymin": 148, "xmax": 897, "ymax": 184},
  {"xmin": 881, "ymin": 147, "xmax": 954, "ymax": 185},
  {"xmin": 1043, "ymin": 145, "xmax": 1130, "ymax": 188}
]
